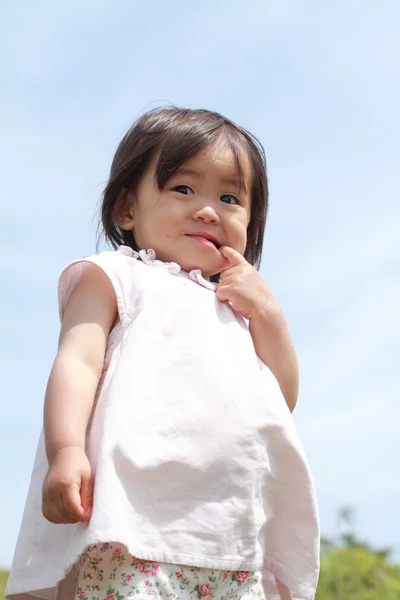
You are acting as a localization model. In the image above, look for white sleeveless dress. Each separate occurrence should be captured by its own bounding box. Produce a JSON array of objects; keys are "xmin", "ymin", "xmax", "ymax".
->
[{"xmin": 6, "ymin": 246, "xmax": 320, "ymax": 600}]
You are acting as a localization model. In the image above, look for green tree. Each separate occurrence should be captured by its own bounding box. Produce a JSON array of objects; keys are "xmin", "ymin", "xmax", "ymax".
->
[
  {"xmin": 316, "ymin": 506, "xmax": 400, "ymax": 599},
  {"xmin": 317, "ymin": 545, "xmax": 400, "ymax": 599},
  {"xmin": 0, "ymin": 571, "xmax": 8, "ymax": 600}
]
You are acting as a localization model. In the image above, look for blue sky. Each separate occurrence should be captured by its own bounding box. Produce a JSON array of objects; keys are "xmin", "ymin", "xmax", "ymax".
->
[{"xmin": 1, "ymin": 0, "xmax": 399, "ymax": 568}]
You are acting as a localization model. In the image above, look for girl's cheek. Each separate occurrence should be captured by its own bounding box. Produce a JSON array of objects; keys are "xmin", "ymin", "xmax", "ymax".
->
[{"xmin": 234, "ymin": 220, "xmax": 248, "ymax": 253}]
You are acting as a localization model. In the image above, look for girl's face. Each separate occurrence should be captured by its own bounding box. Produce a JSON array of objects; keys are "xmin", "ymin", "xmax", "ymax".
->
[{"xmin": 118, "ymin": 143, "xmax": 252, "ymax": 277}]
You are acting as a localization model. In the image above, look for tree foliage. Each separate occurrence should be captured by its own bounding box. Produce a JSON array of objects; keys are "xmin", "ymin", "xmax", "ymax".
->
[
  {"xmin": 316, "ymin": 544, "xmax": 400, "ymax": 599},
  {"xmin": 0, "ymin": 571, "xmax": 8, "ymax": 600},
  {"xmin": 316, "ymin": 506, "xmax": 400, "ymax": 599}
]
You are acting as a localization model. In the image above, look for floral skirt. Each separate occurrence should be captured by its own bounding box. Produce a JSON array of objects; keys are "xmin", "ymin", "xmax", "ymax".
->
[{"xmin": 74, "ymin": 543, "xmax": 265, "ymax": 600}]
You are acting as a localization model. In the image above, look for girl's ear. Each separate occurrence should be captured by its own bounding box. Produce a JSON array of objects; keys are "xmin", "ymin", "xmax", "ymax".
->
[{"xmin": 113, "ymin": 188, "xmax": 135, "ymax": 230}]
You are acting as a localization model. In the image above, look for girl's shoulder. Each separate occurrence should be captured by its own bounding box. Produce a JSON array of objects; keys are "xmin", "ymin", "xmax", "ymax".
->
[{"xmin": 58, "ymin": 246, "xmax": 141, "ymax": 325}]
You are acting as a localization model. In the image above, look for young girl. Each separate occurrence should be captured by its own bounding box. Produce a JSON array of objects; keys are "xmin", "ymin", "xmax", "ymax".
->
[{"xmin": 6, "ymin": 107, "xmax": 319, "ymax": 600}]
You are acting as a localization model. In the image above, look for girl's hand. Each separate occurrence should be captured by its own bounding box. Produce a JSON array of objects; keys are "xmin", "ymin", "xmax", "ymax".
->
[
  {"xmin": 42, "ymin": 447, "xmax": 94, "ymax": 524},
  {"xmin": 216, "ymin": 246, "xmax": 280, "ymax": 321}
]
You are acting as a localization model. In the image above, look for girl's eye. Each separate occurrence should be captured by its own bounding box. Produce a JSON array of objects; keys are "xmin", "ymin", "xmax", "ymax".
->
[
  {"xmin": 173, "ymin": 185, "xmax": 194, "ymax": 195},
  {"xmin": 220, "ymin": 194, "xmax": 239, "ymax": 205}
]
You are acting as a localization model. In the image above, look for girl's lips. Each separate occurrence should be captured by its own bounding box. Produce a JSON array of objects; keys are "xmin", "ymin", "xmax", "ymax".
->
[{"xmin": 187, "ymin": 235, "xmax": 220, "ymax": 252}]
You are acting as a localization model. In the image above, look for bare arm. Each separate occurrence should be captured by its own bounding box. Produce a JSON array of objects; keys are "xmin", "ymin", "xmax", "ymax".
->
[
  {"xmin": 249, "ymin": 307, "xmax": 299, "ymax": 412},
  {"xmin": 42, "ymin": 265, "xmax": 117, "ymax": 523}
]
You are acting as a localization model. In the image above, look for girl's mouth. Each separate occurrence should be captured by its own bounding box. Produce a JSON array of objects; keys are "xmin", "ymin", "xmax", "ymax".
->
[{"xmin": 186, "ymin": 235, "xmax": 221, "ymax": 252}]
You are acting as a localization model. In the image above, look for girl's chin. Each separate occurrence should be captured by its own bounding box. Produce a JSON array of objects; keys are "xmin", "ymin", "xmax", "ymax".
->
[
  {"xmin": 184, "ymin": 256, "xmax": 225, "ymax": 276},
  {"xmin": 156, "ymin": 246, "xmax": 225, "ymax": 275}
]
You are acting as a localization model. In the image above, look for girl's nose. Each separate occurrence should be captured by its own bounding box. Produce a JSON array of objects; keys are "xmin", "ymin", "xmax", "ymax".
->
[{"xmin": 193, "ymin": 204, "xmax": 220, "ymax": 224}]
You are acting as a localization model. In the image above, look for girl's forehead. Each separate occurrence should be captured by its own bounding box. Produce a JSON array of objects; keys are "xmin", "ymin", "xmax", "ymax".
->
[{"xmin": 181, "ymin": 143, "xmax": 252, "ymax": 185}]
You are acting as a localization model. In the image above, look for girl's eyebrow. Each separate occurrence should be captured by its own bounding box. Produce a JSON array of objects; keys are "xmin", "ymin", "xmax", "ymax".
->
[
  {"xmin": 174, "ymin": 167, "xmax": 202, "ymax": 179},
  {"xmin": 174, "ymin": 167, "xmax": 247, "ymax": 193}
]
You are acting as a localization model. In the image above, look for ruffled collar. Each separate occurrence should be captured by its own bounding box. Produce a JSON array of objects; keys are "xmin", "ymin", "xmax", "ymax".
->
[{"xmin": 118, "ymin": 246, "xmax": 217, "ymax": 292}]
